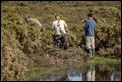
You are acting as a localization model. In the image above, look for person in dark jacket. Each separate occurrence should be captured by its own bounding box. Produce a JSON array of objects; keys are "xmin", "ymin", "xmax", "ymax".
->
[{"xmin": 82, "ymin": 13, "xmax": 96, "ymax": 58}]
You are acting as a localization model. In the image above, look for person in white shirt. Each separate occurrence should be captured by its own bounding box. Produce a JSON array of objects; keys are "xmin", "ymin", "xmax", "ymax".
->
[
  {"xmin": 25, "ymin": 17, "xmax": 45, "ymax": 31},
  {"xmin": 52, "ymin": 15, "xmax": 68, "ymax": 50}
]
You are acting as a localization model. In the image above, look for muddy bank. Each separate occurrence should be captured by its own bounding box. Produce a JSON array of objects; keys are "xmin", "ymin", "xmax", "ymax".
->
[{"xmin": 27, "ymin": 47, "xmax": 89, "ymax": 67}]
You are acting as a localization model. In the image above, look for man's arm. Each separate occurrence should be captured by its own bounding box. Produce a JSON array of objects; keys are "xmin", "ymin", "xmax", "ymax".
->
[
  {"xmin": 84, "ymin": 21, "xmax": 89, "ymax": 30},
  {"xmin": 82, "ymin": 19, "xmax": 87, "ymax": 22},
  {"xmin": 64, "ymin": 21, "xmax": 67, "ymax": 28},
  {"xmin": 64, "ymin": 21, "xmax": 68, "ymax": 32},
  {"xmin": 52, "ymin": 22, "xmax": 55, "ymax": 29}
]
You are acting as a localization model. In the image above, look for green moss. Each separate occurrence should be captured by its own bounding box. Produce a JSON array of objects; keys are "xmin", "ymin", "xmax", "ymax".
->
[{"xmin": 87, "ymin": 56, "xmax": 121, "ymax": 64}]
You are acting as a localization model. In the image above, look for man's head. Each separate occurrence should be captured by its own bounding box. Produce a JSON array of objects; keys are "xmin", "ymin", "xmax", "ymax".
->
[
  {"xmin": 25, "ymin": 16, "xmax": 30, "ymax": 24},
  {"xmin": 55, "ymin": 15, "xmax": 60, "ymax": 20},
  {"xmin": 87, "ymin": 13, "xmax": 93, "ymax": 19}
]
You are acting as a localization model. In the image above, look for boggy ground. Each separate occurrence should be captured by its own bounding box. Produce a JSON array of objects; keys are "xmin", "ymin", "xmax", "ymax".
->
[{"xmin": 1, "ymin": 1, "xmax": 121, "ymax": 81}]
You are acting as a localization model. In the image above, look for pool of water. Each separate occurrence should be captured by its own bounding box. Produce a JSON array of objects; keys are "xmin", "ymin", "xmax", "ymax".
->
[{"xmin": 25, "ymin": 63, "xmax": 121, "ymax": 81}]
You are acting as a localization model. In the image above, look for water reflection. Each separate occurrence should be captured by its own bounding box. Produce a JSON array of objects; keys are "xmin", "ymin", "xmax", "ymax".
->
[
  {"xmin": 68, "ymin": 74, "xmax": 83, "ymax": 81},
  {"xmin": 27, "ymin": 63, "xmax": 121, "ymax": 81},
  {"xmin": 86, "ymin": 64, "xmax": 95, "ymax": 81},
  {"xmin": 67, "ymin": 64, "xmax": 96, "ymax": 81},
  {"xmin": 95, "ymin": 64, "xmax": 121, "ymax": 81}
]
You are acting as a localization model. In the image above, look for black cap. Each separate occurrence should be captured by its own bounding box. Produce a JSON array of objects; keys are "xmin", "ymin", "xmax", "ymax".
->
[{"xmin": 87, "ymin": 13, "xmax": 93, "ymax": 17}]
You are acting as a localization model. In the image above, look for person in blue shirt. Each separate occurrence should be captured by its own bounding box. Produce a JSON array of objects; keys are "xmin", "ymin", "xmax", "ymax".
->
[{"xmin": 82, "ymin": 13, "xmax": 96, "ymax": 58}]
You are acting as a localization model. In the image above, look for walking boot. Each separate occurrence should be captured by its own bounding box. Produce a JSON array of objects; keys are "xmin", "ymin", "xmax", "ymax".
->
[
  {"xmin": 88, "ymin": 48, "xmax": 92, "ymax": 58},
  {"xmin": 92, "ymin": 48, "xmax": 95, "ymax": 57}
]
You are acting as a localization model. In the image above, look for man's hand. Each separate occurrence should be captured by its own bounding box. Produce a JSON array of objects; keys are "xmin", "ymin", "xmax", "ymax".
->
[
  {"xmin": 82, "ymin": 20, "xmax": 86, "ymax": 22},
  {"xmin": 82, "ymin": 20, "xmax": 84, "ymax": 22}
]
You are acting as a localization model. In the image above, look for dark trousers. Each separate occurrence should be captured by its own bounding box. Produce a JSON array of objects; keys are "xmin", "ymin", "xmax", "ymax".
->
[{"xmin": 53, "ymin": 34, "xmax": 68, "ymax": 50}]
